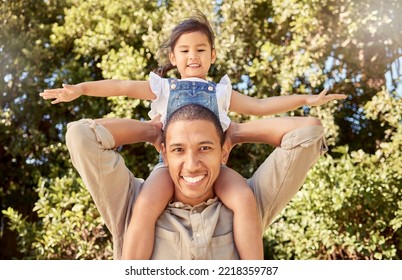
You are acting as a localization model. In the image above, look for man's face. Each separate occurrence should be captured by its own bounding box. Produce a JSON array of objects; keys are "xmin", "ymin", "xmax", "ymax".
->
[{"xmin": 162, "ymin": 119, "xmax": 227, "ymax": 206}]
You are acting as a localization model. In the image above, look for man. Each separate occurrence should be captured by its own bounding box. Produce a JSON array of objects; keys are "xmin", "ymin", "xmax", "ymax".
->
[{"xmin": 66, "ymin": 104, "xmax": 327, "ymax": 259}]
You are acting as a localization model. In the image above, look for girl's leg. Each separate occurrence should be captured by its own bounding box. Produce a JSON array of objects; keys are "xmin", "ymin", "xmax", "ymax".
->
[
  {"xmin": 215, "ymin": 166, "xmax": 264, "ymax": 260},
  {"xmin": 122, "ymin": 166, "xmax": 173, "ymax": 259},
  {"xmin": 218, "ymin": 117, "xmax": 321, "ymax": 259}
]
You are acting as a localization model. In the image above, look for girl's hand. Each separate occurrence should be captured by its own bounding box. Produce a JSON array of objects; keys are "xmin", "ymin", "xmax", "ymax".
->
[
  {"xmin": 306, "ymin": 88, "xmax": 347, "ymax": 107},
  {"xmin": 39, "ymin": 84, "xmax": 83, "ymax": 104}
]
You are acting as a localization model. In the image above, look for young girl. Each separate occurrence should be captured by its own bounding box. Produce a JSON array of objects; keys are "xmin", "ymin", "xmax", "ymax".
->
[{"xmin": 40, "ymin": 12, "xmax": 346, "ymax": 260}]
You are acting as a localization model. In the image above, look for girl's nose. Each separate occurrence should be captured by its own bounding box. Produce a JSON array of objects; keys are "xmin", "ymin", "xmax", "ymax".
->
[{"xmin": 189, "ymin": 51, "xmax": 199, "ymax": 61}]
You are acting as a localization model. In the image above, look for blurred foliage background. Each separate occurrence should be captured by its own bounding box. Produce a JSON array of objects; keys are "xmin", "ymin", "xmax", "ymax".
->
[{"xmin": 1, "ymin": 0, "xmax": 401, "ymax": 259}]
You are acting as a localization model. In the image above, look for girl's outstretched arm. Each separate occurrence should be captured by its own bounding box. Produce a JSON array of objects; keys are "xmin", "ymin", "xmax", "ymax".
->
[
  {"xmin": 39, "ymin": 79, "xmax": 156, "ymax": 104},
  {"xmin": 229, "ymin": 88, "xmax": 346, "ymax": 116}
]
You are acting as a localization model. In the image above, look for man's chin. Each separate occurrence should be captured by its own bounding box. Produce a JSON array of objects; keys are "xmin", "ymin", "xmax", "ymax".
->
[{"xmin": 177, "ymin": 184, "xmax": 213, "ymax": 203}]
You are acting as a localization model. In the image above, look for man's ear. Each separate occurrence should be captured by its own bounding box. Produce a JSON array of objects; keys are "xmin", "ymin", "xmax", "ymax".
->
[
  {"xmin": 161, "ymin": 143, "xmax": 168, "ymax": 166},
  {"xmin": 221, "ymin": 143, "xmax": 229, "ymax": 165},
  {"xmin": 169, "ymin": 52, "xmax": 176, "ymax": 66}
]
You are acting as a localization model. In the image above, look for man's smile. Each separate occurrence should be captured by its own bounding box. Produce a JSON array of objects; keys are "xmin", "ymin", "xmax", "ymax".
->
[{"xmin": 182, "ymin": 174, "xmax": 206, "ymax": 184}]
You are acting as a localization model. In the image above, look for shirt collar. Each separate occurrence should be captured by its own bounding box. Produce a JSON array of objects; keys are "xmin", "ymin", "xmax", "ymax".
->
[{"xmin": 168, "ymin": 196, "xmax": 219, "ymax": 210}]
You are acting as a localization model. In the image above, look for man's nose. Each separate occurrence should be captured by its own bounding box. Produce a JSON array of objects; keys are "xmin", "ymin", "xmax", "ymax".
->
[{"xmin": 183, "ymin": 152, "xmax": 200, "ymax": 171}]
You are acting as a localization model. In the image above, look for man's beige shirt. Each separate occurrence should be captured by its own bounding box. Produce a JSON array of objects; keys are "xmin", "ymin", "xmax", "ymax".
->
[{"xmin": 66, "ymin": 119, "xmax": 326, "ymax": 259}]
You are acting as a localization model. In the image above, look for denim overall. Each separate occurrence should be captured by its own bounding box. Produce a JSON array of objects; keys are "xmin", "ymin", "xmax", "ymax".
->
[
  {"xmin": 165, "ymin": 78, "xmax": 220, "ymax": 121},
  {"xmin": 158, "ymin": 78, "xmax": 220, "ymax": 163}
]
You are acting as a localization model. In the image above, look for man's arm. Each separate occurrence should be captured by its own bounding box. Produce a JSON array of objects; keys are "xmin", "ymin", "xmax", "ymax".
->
[
  {"xmin": 243, "ymin": 117, "xmax": 327, "ymax": 229},
  {"xmin": 65, "ymin": 117, "xmax": 162, "ymax": 259},
  {"xmin": 95, "ymin": 115, "xmax": 162, "ymax": 149},
  {"xmin": 225, "ymin": 115, "xmax": 321, "ymax": 149}
]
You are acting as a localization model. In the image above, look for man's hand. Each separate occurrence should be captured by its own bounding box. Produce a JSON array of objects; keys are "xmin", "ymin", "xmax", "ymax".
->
[
  {"xmin": 39, "ymin": 84, "xmax": 82, "ymax": 104},
  {"xmin": 148, "ymin": 114, "xmax": 163, "ymax": 152},
  {"xmin": 223, "ymin": 122, "xmax": 240, "ymax": 164}
]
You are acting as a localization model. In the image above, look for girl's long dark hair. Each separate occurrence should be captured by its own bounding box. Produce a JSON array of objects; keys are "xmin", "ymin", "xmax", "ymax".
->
[{"xmin": 153, "ymin": 11, "xmax": 215, "ymax": 77}]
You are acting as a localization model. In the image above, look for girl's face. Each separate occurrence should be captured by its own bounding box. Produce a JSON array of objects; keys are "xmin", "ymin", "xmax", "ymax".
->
[{"xmin": 169, "ymin": 31, "xmax": 216, "ymax": 80}]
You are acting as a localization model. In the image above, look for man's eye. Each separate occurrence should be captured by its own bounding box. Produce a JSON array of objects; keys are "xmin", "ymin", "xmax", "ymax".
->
[
  {"xmin": 172, "ymin": 148, "xmax": 183, "ymax": 152},
  {"xmin": 200, "ymin": 146, "xmax": 211, "ymax": 151}
]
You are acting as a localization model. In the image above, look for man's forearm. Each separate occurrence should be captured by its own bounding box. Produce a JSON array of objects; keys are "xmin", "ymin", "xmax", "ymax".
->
[
  {"xmin": 228, "ymin": 117, "xmax": 322, "ymax": 148},
  {"xmin": 94, "ymin": 118, "xmax": 162, "ymax": 148}
]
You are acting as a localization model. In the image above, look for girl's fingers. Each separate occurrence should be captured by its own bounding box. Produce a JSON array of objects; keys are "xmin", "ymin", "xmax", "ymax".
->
[{"xmin": 319, "ymin": 88, "xmax": 328, "ymax": 96}]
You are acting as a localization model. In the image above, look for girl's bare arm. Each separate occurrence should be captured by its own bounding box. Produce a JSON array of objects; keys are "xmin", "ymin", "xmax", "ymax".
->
[
  {"xmin": 229, "ymin": 88, "xmax": 346, "ymax": 116},
  {"xmin": 40, "ymin": 80, "xmax": 156, "ymax": 104}
]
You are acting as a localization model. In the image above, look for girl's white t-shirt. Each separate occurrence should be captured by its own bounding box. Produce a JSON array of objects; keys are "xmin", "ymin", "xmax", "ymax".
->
[{"xmin": 148, "ymin": 72, "xmax": 232, "ymax": 131}]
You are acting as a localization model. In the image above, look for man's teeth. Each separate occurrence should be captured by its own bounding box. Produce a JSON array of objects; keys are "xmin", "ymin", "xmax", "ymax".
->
[{"xmin": 183, "ymin": 175, "xmax": 204, "ymax": 183}]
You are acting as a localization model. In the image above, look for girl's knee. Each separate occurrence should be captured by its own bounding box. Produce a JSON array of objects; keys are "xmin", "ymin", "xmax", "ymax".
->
[
  {"xmin": 305, "ymin": 116, "xmax": 322, "ymax": 126},
  {"xmin": 216, "ymin": 180, "xmax": 256, "ymax": 210}
]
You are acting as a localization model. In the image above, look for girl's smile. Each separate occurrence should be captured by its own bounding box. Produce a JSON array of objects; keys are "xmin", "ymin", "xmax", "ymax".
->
[{"xmin": 169, "ymin": 31, "xmax": 216, "ymax": 80}]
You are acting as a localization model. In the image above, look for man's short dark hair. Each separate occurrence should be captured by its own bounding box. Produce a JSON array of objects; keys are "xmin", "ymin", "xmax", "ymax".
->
[{"xmin": 163, "ymin": 104, "xmax": 224, "ymax": 146}]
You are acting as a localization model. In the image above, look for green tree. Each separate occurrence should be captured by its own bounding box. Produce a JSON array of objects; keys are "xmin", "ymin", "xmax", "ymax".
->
[
  {"xmin": 1, "ymin": 0, "xmax": 401, "ymax": 259},
  {"xmin": 3, "ymin": 170, "xmax": 112, "ymax": 259},
  {"xmin": 0, "ymin": 0, "xmax": 73, "ymax": 258},
  {"xmin": 265, "ymin": 90, "xmax": 402, "ymax": 259}
]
